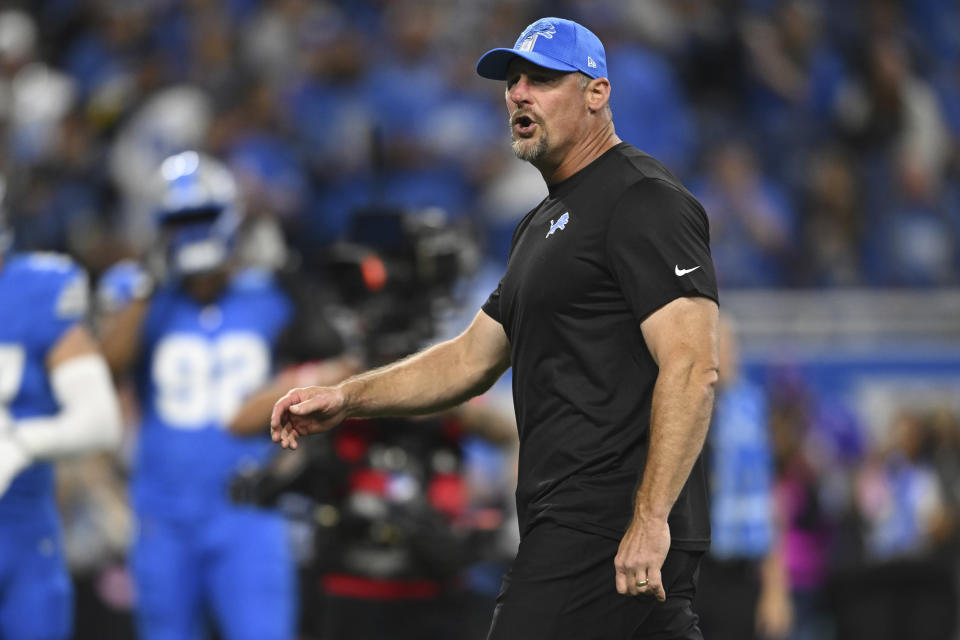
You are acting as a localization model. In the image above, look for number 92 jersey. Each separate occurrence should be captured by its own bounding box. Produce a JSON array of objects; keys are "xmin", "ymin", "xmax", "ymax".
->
[
  {"xmin": 0, "ymin": 253, "xmax": 89, "ymax": 520},
  {"xmin": 132, "ymin": 268, "xmax": 292, "ymax": 518}
]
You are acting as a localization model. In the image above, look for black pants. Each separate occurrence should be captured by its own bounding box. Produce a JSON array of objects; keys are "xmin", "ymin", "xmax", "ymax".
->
[{"xmin": 486, "ymin": 523, "xmax": 703, "ymax": 640}]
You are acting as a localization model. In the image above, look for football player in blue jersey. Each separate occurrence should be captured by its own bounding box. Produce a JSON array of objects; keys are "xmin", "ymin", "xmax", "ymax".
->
[
  {"xmin": 0, "ymin": 178, "xmax": 123, "ymax": 639},
  {"xmin": 98, "ymin": 151, "xmax": 331, "ymax": 640}
]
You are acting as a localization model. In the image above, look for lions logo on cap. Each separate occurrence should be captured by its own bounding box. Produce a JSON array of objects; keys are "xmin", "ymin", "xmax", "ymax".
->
[{"xmin": 516, "ymin": 20, "xmax": 556, "ymax": 52}]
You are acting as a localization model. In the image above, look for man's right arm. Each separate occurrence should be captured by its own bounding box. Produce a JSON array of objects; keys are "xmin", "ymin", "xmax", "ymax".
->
[{"xmin": 271, "ymin": 310, "xmax": 510, "ymax": 449}]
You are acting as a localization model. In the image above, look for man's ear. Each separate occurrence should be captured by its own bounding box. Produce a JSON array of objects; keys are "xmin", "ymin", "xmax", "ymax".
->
[{"xmin": 585, "ymin": 77, "xmax": 611, "ymax": 113}]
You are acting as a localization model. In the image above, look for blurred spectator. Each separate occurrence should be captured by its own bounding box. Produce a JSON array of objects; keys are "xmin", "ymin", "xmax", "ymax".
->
[
  {"xmin": 0, "ymin": 9, "xmax": 76, "ymax": 165},
  {"xmin": 768, "ymin": 377, "xmax": 835, "ymax": 640},
  {"xmin": 698, "ymin": 316, "xmax": 793, "ymax": 640},
  {"xmin": 218, "ymin": 78, "xmax": 308, "ymax": 272},
  {"xmin": 692, "ymin": 139, "xmax": 795, "ymax": 287},
  {"xmin": 740, "ymin": 0, "xmax": 847, "ymax": 180},
  {"xmin": 855, "ymin": 410, "xmax": 948, "ymax": 560},
  {"xmin": 60, "ymin": 3, "xmax": 152, "ymax": 103},
  {"xmin": 3, "ymin": 0, "xmax": 956, "ymax": 290},
  {"xmin": 108, "ymin": 84, "xmax": 213, "ymax": 248},
  {"xmin": 797, "ymin": 147, "xmax": 864, "ymax": 285},
  {"xmin": 834, "ymin": 409, "xmax": 958, "ymax": 640},
  {"xmin": 835, "ymin": 35, "xmax": 950, "ymax": 176},
  {"xmin": 241, "ymin": 0, "xmax": 334, "ymax": 89},
  {"xmin": 669, "ymin": 0, "xmax": 748, "ymax": 117},
  {"xmin": 281, "ymin": 19, "xmax": 376, "ymax": 182},
  {"xmin": 606, "ymin": 39, "xmax": 696, "ymax": 175},
  {"xmin": 863, "ymin": 147, "xmax": 959, "ymax": 286}
]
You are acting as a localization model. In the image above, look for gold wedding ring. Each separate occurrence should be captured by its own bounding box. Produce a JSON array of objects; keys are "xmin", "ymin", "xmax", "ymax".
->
[{"xmin": 636, "ymin": 579, "xmax": 648, "ymax": 588}]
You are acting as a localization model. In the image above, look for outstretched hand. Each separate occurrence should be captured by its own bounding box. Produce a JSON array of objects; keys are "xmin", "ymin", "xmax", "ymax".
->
[
  {"xmin": 270, "ymin": 386, "xmax": 348, "ymax": 449},
  {"xmin": 614, "ymin": 513, "xmax": 670, "ymax": 601}
]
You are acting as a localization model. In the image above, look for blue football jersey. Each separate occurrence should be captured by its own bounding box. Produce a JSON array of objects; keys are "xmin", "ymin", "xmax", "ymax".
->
[
  {"xmin": 0, "ymin": 253, "xmax": 89, "ymax": 521},
  {"xmin": 131, "ymin": 268, "xmax": 293, "ymax": 518}
]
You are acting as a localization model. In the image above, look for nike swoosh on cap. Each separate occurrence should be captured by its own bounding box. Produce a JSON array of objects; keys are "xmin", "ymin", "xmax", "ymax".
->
[{"xmin": 675, "ymin": 265, "xmax": 700, "ymax": 276}]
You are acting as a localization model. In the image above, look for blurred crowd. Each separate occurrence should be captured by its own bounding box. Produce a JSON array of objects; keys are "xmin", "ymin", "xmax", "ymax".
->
[
  {"xmin": 2, "ymin": 0, "xmax": 960, "ymax": 639},
  {"xmin": 759, "ymin": 370, "xmax": 960, "ymax": 639},
  {"xmin": 1, "ymin": 0, "xmax": 960, "ymax": 287}
]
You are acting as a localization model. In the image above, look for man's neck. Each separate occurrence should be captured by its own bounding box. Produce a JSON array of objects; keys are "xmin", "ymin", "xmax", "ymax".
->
[{"xmin": 537, "ymin": 122, "xmax": 621, "ymax": 186}]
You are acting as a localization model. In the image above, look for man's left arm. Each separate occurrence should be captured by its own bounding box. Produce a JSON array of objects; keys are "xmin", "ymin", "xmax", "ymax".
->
[{"xmin": 614, "ymin": 295, "xmax": 719, "ymax": 600}]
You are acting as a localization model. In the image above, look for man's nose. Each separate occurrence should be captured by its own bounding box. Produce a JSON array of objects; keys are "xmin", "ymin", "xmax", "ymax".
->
[{"xmin": 508, "ymin": 76, "xmax": 531, "ymax": 106}]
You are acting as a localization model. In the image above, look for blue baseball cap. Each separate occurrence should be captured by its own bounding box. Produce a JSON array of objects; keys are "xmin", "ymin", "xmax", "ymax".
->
[{"xmin": 476, "ymin": 17, "xmax": 607, "ymax": 81}]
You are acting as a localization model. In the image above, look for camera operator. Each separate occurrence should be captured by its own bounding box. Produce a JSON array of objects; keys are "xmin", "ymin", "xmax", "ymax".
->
[{"xmin": 230, "ymin": 207, "xmax": 518, "ymax": 640}]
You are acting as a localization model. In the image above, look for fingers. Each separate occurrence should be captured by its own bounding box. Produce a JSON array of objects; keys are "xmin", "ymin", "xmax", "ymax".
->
[
  {"xmin": 614, "ymin": 556, "xmax": 648, "ymax": 597},
  {"xmin": 280, "ymin": 428, "xmax": 300, "ymax": 450},
  {"xmin": 288, "ymin": 392, "xmax": 333, "ymax": 416},
  {"xmin": 270, "ymin": 388, "xmax": 309, "ymax": 449},
  {"xmin": 644, "ymin": 567, "xmax": 666, "ymax": 602},
  {"xmin": 615, "ymin": 565, "xmax": 629, "ymax": 595},
  {"xmin": 270, "ymin": 389, "xmax": 300, "ymax": 432},
  {"xmin": 270, "ymin": 385, "xmax": 346, "ymax": 450},
  {"xmin": 614, "ymin": 559, "xmax": 666, "ymax": 600},
  {"xmin": 271, "ymin": 387, "xmax": 317, "ymax": 437},
  {"xmin": 274, "ymin": 422, "xmax": 306, "ymax": 450}
]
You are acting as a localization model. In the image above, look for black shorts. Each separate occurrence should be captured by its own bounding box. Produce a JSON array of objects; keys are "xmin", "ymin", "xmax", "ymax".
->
[{"xmin": 486, "ymin": 523, "xmax": 703, "ymax": 640}]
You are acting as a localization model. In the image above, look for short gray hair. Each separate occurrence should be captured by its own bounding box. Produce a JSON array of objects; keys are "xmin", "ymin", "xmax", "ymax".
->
[{"xmin": 578, "ymin": 73, "xmax": 612, "ymax": 118}]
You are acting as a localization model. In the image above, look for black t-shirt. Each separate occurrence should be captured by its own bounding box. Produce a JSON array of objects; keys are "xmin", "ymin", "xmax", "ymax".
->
[{"xmin": 482, "ymin": 142, "xmax": 718, "ymax": 549}]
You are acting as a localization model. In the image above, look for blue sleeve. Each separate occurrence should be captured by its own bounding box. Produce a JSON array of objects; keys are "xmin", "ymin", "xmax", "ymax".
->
[
  {"xmin": 97, "ymin": 260, "xmax": 153, "ymax": 313},
  {"xmin": 25, "ymin": 255, "xmax": 90, "ymax": 351}
]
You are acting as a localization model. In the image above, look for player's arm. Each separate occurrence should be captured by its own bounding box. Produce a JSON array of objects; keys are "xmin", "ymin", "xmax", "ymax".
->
[
  {"xmin": 229, "ymin": 358, "xmax": 359, "ymax": 435},
  {"xmin": 614, "ymin": 295, "xmax": 719, "ymax": 599},
  {"xmin": 13, "ymin": 324, "xmax": 123, "ymax": 458},
  {"xmin": 99, "ymin": 301, "xmax": 149, "ymax": 376},
  {"xmin": 271, "ymin": 310, "xmax": 511, "ymax": 449},
  {"xmin": 96, "ymin": 260, "xmax": 153, "ymax": 376},
  {"xmin": 0, "ymin": 321, "xmax": 123, "ymax": 496}
]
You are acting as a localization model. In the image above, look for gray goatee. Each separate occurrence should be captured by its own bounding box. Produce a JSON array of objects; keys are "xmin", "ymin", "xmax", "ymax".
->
[{"xmin": 512, "ymin": 131, "xmax": 548, "ymax": 162}]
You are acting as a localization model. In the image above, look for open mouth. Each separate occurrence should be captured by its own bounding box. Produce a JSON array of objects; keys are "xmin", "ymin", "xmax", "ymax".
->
[{"xmin": 512, "ymin": 114, "xmax": 537, "ymax": 137}]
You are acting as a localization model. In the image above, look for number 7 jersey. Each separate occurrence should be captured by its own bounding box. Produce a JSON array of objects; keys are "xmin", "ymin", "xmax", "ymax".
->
[
  {"xmin": 0, "ymin": 253, "xmax": 88, "ymax": 521},
  {"xmin": 132, "ymin": 269, "xmax": 292, "ymax": 518}
]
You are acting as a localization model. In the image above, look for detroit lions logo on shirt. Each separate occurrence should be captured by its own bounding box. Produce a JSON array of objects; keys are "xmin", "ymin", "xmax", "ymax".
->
[
  {"xmin": 546, "ymin": 212, "xmax": 570, "ymax": 238},
  {"xmin": 517, "ymin": 20, "xmax": 556, "ymax": 52}
]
